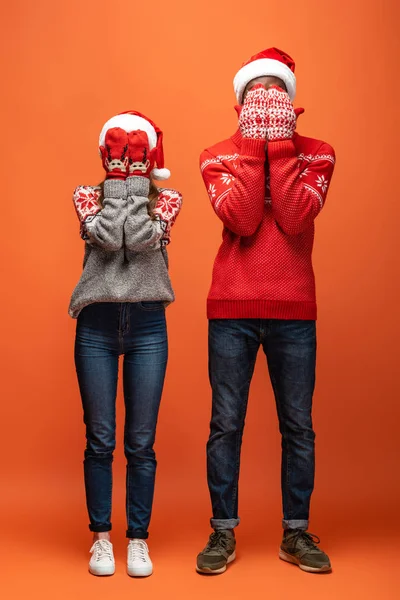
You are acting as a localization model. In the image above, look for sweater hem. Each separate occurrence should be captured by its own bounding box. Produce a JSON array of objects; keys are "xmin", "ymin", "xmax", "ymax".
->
[{"xmin": 207, "ymin": 299, "xmax": 317, "ymax": 320}]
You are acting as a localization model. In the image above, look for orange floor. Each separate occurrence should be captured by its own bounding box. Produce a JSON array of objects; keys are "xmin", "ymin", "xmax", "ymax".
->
[{"xmin": 3, "ymin": 474, "xmax": 398, "ymax": 600}]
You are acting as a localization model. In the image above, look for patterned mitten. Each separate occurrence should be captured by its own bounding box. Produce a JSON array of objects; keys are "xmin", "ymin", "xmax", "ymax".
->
[
  {"xmin": 99, "ymin": 127, "xmax": 129, "ymax": 179},
  {"xmin": 266, "ymin": 85, "xmax": 298, "ymax": 142},
  {"xmin": 238, "ymin": 84, "xmax": 269, "ymax": 139},
  {"xmin": 127, "ymin": 130, "xmax": 155, "ymax": 178}
]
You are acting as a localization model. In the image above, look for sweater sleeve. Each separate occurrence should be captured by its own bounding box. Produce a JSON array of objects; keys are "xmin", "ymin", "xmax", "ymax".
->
[
  {"xmin": 200, "ymin": 139, "xmax": 267, "ymax": 237},
  {"xmin": 152, "ymin": 189, "xmax": 183, "ymax": 245},
  {"xmin": 268, "ymin": 140, "xmax": 336, "ymax": 236},
  {"xmin": 73, "ymin": 181, "xmax": 127, "ymax": 251},
  {"xmin": 124, "ymin": 177, "xmax": 165, "ymax": 252}
]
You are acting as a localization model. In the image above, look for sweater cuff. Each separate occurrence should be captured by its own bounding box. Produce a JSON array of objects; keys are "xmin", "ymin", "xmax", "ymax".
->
[
  {"xmin": 126, "ymin": 176, "xmax": 150, "ymax": 197},
  {"xmin": 268, "ymin": 139, "xmax": 297, "ymax": 160},
  {"xmin": 103, "ymin": 179, "xmax": 127, "ymax": 199},
  {"xmin": 240, "ymin": 138, "xmax": 267, "ymax": 158}
]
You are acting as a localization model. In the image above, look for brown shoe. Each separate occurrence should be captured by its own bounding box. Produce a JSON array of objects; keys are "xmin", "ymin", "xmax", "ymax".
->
[
  {"xmin": 196, "ymin": 530, "xmax": 236, "ymax": 574},
  {"xmin": 279, "ymin": 530, "xmax": 332, "ymax": 573}
]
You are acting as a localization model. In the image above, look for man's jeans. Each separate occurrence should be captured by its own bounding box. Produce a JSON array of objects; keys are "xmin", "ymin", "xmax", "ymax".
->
[
  {"xmin": 207, "ymin": 318, "xmax": 316, "ymax": 531},
  {"xmin": 75, "ymin": 302, "xmax": 168, "ymax": 539}
]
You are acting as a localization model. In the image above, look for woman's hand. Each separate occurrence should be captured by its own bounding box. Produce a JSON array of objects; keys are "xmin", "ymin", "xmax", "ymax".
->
[
  {"xmin": 127, "ymin": 130, "xmax": 155, "ymax": 178},
  {"xmin": 99, "ymin": 127, "xmax": 129, "ymax": 179}
]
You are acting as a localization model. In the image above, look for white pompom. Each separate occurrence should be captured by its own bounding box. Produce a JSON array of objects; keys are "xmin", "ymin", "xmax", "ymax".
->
[{"xmin": 151, "ymin": 167, "xmax": 171, "ymax": 181}]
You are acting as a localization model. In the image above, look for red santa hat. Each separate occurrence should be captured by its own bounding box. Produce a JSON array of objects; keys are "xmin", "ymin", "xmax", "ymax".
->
[
  {"xmin": 233, "ymin": 47, "xmax": 296, "ymax": 104},
  {"xmin": 98, "ymin": 110, "xmax": 171, "ymax": 180}
]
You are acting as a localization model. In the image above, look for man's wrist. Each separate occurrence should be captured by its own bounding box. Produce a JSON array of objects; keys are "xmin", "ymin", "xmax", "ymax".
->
[
  {"xmin": 241, "ymin": 138, "xmax": 267, "ymax": 157},
  {"xmin": 267, "ymin": 139, "xmax": 296, "ymax": 160}
]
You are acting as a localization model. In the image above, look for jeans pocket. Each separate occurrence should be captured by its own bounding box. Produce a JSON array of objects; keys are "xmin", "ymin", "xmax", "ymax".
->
[{"xmin": 138, "ymin": 301, "xmax": 165, "ymax": 312}]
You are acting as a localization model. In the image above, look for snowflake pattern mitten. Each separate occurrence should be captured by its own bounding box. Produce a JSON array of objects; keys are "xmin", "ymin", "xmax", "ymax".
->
[
  {"xmin": 266, "ymin": 86, "xmax": 298, "ymax": 142},
  {"xmin": 238, "ymin": 84, "xmax": 269, "ymax": 139}
]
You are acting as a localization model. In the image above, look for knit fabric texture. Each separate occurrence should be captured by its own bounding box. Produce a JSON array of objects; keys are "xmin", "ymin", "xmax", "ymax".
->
[
  {"xmin": 200, "ymin": 129, "xmax": 335, "ymax": 320},
  {"xmin": 69, "ymin": 177, "xmax": 182, "ymax": 318}
]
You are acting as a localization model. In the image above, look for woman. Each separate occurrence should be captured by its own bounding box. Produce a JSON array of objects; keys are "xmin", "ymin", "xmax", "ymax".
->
[{"xmin": 69, "ymin": 111, "xmax": 182, "ymax": 577}]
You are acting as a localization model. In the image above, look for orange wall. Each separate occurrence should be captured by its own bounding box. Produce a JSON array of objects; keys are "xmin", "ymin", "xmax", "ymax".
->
[{"xmin": 1, "ymin": 0, "xmax": 399, "ymax": 550}]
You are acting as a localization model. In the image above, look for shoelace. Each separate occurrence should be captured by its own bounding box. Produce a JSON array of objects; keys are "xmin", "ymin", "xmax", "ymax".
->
[
  {"xmin": 290, "ymin": 531, "xmax": 321, "ymax": 551},
  {"xmin": 206, "ymin": 531, "xmax": 230, "ymax": 551},
  {"xmin": 90, "ymin": 540, "xmax": 113, "ymax": 562},
  {"xmin": 129, "ymin": 540, "xmax": 149, "ymax": 563}
]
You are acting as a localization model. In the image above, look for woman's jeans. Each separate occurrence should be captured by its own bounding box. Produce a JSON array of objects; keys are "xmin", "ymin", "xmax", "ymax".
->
[
  {"xmin": 75, "ymin": 302, "xmax": 168, "ymax": 539},
  {"xmin": 207, "ymin": 318, "xmax": 316, "ymax": 532}
]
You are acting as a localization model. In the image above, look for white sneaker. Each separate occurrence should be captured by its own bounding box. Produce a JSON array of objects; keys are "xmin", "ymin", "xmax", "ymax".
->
[
  {"xmin": 89, "ymin": 539, "xmax": 115, "ymax": 576},
  {"xmin": 127, "ymin": 539, "xmax": 153, "ymax": 577}
]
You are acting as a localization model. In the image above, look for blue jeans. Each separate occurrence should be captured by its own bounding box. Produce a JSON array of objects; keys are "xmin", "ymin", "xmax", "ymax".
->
[
  {"xmin": 75, "ymin": 302, "xmax": 168, "ymax": 539},
  {"xmin": 207, "ymin": 319, "xmax": 316, "ymax": 531}
]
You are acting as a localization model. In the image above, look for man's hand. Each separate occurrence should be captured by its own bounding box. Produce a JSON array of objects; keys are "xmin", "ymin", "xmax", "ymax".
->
[
  {"xmin": 238, "ymin": 84, "xmax": 269, "ymax": 140},
  {"xmin": 266, "ymin": 85, "xmax": 298, "ymax": 142}
]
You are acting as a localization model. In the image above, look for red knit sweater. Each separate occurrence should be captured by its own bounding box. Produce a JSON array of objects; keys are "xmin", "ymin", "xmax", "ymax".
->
[{"xmin": 200, "ymin": 129, "xmax": 335, "ymax": 320}]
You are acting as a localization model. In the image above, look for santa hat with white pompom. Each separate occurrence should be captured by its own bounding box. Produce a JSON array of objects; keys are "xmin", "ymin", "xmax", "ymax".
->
[
  {"xmin": 234, "ymin": 47, "xmax": 297, "ymax": 104},
  {"xmin": 99, "ymin": 110, "xmax": 171, "ymax": 181}
]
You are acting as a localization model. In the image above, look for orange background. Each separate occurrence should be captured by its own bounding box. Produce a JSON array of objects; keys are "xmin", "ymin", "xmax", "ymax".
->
[{"xmin": 1, "ymin": 0, "xmax": 399, "ymax": 598}]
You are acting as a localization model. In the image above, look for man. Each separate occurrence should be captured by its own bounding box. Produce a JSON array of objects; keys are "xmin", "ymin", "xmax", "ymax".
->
[{"xmin": 196, "ymin": 47, "xmax": 335, "ymax": 575}]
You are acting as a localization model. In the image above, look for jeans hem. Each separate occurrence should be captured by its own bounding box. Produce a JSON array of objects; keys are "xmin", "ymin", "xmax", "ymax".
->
[
  {"xmin": 126, "ymin": 530, "xmax": 149, "ymax": 539},
  {"xmin": 89, "ymin": 524, "xmax": 112, "ymax": 533},
  {"xmin": 282, "ymin": 519, "xmax": 309, "ymax": 530},
  {"xmin": 211, "ymin": 518, "xmax": 240, "ymax": 530}
]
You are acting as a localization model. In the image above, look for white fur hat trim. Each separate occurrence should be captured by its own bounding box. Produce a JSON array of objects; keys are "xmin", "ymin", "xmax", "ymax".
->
[{"xmin": 99, "ymin": 114, "xmax": 157, "ymax": 149}]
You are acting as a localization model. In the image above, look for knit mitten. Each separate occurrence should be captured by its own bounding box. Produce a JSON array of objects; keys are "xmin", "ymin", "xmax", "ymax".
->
[
  {"xmin": 127, "ymin": 130, "xmax": 155, "ymax": 178},
  {"xmin": 99, "ymin": 127, "xmax": 129, "ymax": 180},
  {"xmin": 265, "ymin": 86, "xmax": 298, "ymax": 142},
  {"xmin": 238, "ymin": 84, "xmax": 269, "ymax": 139}
]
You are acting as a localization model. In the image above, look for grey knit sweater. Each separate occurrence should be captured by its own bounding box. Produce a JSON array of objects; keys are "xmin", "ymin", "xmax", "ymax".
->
[{"xmin": 69, "ymin": 177, "xmax": 177, "ymax": 318}]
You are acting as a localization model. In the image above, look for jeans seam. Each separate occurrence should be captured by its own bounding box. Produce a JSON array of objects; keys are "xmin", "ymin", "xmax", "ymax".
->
[
  {"xmin": 231, "ymin": 431, "xmax": 241, "ymax": 517},
  {"xmin": 118, "ymin": 303, "xmax": 124, "ymax": 353},
  {"xmin": 270, "ymin": 369, "xmax": 293, "ymax": 520},
  {"xmin": 108, "ymin": 452, "xmax": 113, "ymax": 529},
  {"xmin": 109, "ymin": 461, "xmax": 113, "ymax": 528},
  {"xmin": 127, "ymin": 464, "xmax": 130, "ymax": 533},
  {"xmin": 124, "ymin": 304, "xmax": 131, "ymax": 335},
  {"xmin": 230, "ymin": 370, "xmax": 254, "ymax": 519},
  {"xmin": 286, "ymin": 449, "xmax": 292, "ymax": 519}
]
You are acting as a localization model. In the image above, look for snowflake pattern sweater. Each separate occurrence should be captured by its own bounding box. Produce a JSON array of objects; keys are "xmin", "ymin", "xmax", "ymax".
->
[{"xmin": 200, "ymin": 130, "xmax": 335, "ymax": 320}]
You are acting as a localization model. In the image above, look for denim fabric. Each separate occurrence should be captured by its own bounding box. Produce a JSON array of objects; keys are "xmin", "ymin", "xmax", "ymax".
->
[
  {"xmin": 207, "ymin": 319, "xmax": 316, "ymax": 531},
  {"xmin": 75, "ymin": 302, "xmax": 168, "ymax": 539}
]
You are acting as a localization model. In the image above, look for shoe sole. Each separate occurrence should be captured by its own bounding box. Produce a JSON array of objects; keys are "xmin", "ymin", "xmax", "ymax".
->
[
  {"xmin": 89, "ymin": 567, "xmax": 115, "ymax": 577},
  {"xmin": 127, "ymin": 568, "xmax": 153, "ymax": 578},
  {"xmin": 196, "ymin": 551, "xmax": 236, "ymax": 575},
  {"xmin": 279, "ymin": 549, "xmax": 332, "ymax": 573}
]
